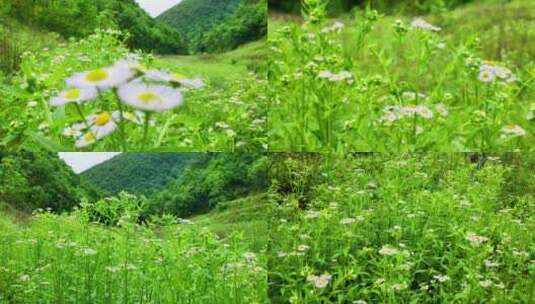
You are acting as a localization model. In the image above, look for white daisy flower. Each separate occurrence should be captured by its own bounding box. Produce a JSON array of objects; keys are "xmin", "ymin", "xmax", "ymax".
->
[
  {"xmin": 144, "ymin": 71, "xmax": 206, "ymax": 89},
  {"xmin": 50, "ymin": 87, "xmax": 98, "ymax": 106},
  {"xmin": 86, "ymin": 111, "xmax": 118, "ymax": 139},
  {"xmin": 66, "ymin": 63, "xmax": 134, "ymax": 90},
  {"xmin": 75, "ymin": 131, "xmax": 98, "ymax": 148},
  {"xmin": 115, "ymin": 54, "xmax": 145, "ymax": 73},
  {"xmin": 478, "ymin": 69, "xmax": 496, "ymax": 83},
  {"xmin": 118, "ymin": 83, "xmax": 183, "ymax": 112},
  {"xmin": 144, "ymin": 70, "xmax": 171, "ymax": 82}
]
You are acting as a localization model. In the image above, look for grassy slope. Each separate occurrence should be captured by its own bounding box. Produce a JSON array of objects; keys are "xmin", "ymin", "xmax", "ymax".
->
[
  {"xmin": 154, "ymin": 40, "xmax": 266, "ymax": 86},
  {"xmin": 189, "ymin": 193, "xmax": 270, "ymax": 251}
]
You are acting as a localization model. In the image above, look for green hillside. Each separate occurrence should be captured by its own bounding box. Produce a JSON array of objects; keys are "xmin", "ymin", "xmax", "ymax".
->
[
  {"xmin": 81, "ymin": 153, "xmax": 267, "ymax": 218},
  {"xmin": 157, "ymin": 0, "xmax": 267, "ymax": 53},
  {"xmin": 0, "ymin": 152, "xmax": 99, "ymax": 214},
  {"xmin": 191, "ymin": 194, "xmax": 270, "ymax": 251},
  {"xmin": 81, "ymin": 153, "xmax": 196, "ymax": 196},
  {"xmin": 0, "ymin": 0, "xmax": 186, "ymax": 75}
]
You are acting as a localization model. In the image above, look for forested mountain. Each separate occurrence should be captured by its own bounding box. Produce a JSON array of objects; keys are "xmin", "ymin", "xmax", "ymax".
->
[
  {"xmin": 0, "ymin": 152, "xmax": 99, "ymax": 213},
  {"xmin": 269, "ymin": 0, "xmax": 476, "ymax": 15},
  {"xmin": 0, "ymin": 152, "xmax": 267, "ymax": 219},
  {"xmin": 147, "ymin": 153, "xmax": 267, "ymax": 217},
  {"xmin": 82, "ymin": 153, "xmax": 267, "ymax": 217},
  {"xmin": 1, "ymin": 0, "xmax": 186, "ymax": 55},
  {"xmin": 82, "ymin": 153, "xmax": 196, "ymax": 196},
  {"xmin": 157, "ymin": 0, "xmax": 267, "ymax": 53}
]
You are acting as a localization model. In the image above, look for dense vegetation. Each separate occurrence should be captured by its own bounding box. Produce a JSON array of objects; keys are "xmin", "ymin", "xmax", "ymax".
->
[
  {"xmin": 158, "ymin": 0, "xmax": 267, "ymax": 53},
  {"xmin": 0, "ymin": 152, "xmax": 269, "ymax": 303},
  {"xmin": 0, "ymin": 195, "xmax": 267, "ymax": 303},
  {"xmin": 0, "ymin": 152, "xmax": 98, "ymax": 214},
  {"xmin": 1, "ymin": 0, "xmax": 185, "ymax": 64},
  {"xmin": 0, "ymin": 29, "xmax": 267, "ymax": 152},
  {"xmin": 82, "ymin": 153, "xmax": 196, "ymax": 196},
  {"xmin": 269, "ymin": 0, "xmax": 535, "ymax": 151},
  {"xmin": 82, "ymin": 152, "xmax": 268, "ymax": 218},
  {"xmin": 268, "ymin": 153, "xmax": 535, "ymax": 303},
  {"xmin": 147, "ymin": 153, "xmax": 267, "ymax": 217},
  {"xmin": 269, "ymin": 0, "xmax": 477, "ymax": 15}
]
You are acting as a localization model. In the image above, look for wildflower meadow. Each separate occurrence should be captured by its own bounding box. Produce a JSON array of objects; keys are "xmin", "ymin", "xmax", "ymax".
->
[
  {"xmin": 0, "ymin": 197, "xmax": 267, "ymax": 304},
  {"xmin": 1, "ymin": 30, "xmax": 267, "ymax": 152},
  {"xmin": 268, "ymin": 153, "xmax": 535, "ymax": 303},
  {"xmin": 268, "ymin": 0, "xmax": 535, "ymax": 151}
]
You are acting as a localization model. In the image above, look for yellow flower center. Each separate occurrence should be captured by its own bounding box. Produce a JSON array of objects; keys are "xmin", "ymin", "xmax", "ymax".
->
[
  {"xmin": 84, "ymin": 132, "xmax": 96, "ymax": 142},
  {"xmin": 138, "ymin": 92, "xmax": 159, "ymax": 103},
  {"xmin": 94, "ymin": 112, "xmax": 111, "ymax": 126},
  {"xmin": 64, "ymin": 88, "xmax": 81, "ymax": 100},
  {"xmin": 85, "ymin": 69, "xmax": 109, "ymax": 82}
]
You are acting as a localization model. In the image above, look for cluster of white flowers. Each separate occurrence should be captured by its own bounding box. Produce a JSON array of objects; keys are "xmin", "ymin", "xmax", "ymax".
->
[
  {"xmin": 379, "ymin": 104, "xmax": 440, "ymax": 125},
  {"xmin": 321, "ymin": 21, "xmax": 345, "ymax": 34},
  {"xmin": 433, "ymin": 274, "xmax": 450, "ymax": 283},
  {"xmin": 478, "ymin": 61, "xmax": 517, "ymax": 83},
  {"xmin": 49, "ymin": 55, "xmax": 205, "ymax": 148},
  {"xmin": 318, "ymin": 70, "xmax": 354, "ymax": 84},
  {"xmin": 410, "ymin": 18, "xmax": 441, "ymax": 32},
  {"xmin": 306, "ymin": 273, "xmax": 332, "ymax": 288},
  {"xmin": 378, "ymin": 245, "xmax": 399, "ymax": 256},
  {"xmin": 465, "ymin": 232, "xmax": 489, "ymax": 247},
  {"xmin": 500, "ymin": 125, "xmax": 526, "ymax": 138}
]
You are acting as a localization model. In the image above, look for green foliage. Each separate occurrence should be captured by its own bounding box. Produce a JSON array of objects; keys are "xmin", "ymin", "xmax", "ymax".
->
[
  {"xmin": 81, "ymin": 153, "xmax": 268, "ymax": 219},
  {"xmin": 269, "ymin": 1, "xmax": 535, "ymax": 151},
  {"xmin": 268, "ymin": 154, "xmax": 535, "ymax": 303},
  {"xmin": 0, "ymin": 29, "xmax": 268, "ymax": 152},
  {"xmin": 158, "ymin": 0, "xmax": 266, "ymax": 53},
  {"xmin": 148, "ymin": 153, "xmax": 267, "ymax": 217},
  {"xmin": 0, "ymin": 206, "xmax": 267, "ymax": 303},
  {"xmin": 1, "ymin": 0, "xmax": 186, "ymax": 62},
  {"xmin": 201, "ymin": 1, "xmax": 267, "ymax": 53},
  {"xmin": 269, "ymin": 0, "xmax": 479, "ymax": 15},
  {"xmin": 0, "ymin": 152, "xmax": 98, "ymax": 213},
  {"xmin": 82, "ymin": 153, "xmax": 196, "ymax": 196},
  {"xmin": 82, "ymin": 192, "xmax": 148, "ymax": 226}
]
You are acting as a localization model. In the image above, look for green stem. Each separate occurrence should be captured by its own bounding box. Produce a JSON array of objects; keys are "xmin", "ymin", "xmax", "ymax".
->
[
  {"xmin": 142, "ymin": 112, "xmax": 152, "ymax": 149},
  {"xmin": 115, "ymin": 99, "xmax": 128, "ymax": 151},
  {"xmin": 74, "ymin": 103, "xmax": 91, "ymax": 131}
]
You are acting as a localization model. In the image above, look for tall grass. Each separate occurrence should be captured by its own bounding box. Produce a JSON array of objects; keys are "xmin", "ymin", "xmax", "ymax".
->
[{"xmin": 0, "ymin": 195, "xmax": 267, "ymax": 303}]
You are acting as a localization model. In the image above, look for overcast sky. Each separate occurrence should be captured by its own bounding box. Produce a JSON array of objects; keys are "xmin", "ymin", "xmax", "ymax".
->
[
  {"xmin": 58, "ymin": 153, "xmax": 121, "ymax": 173},
  {"xmin": 134, "ymin": 0, "xmax": 183, "ymax": 17}
]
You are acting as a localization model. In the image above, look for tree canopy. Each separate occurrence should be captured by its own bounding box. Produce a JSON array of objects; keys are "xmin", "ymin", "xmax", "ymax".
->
[
  {"xmin": 0, "ymin": 152, "xmax": 99, "ymax": 213},
  {"xmin": 157, "ymin": 0, "xmax": 266, "ymax": 53}
]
